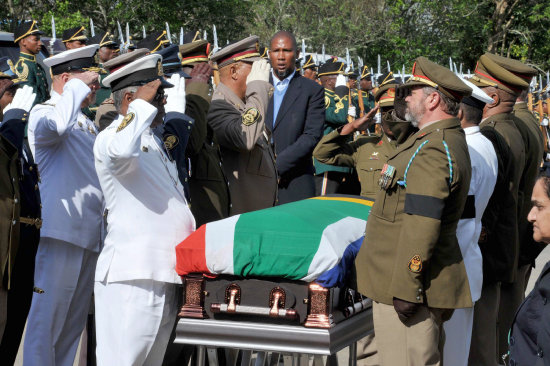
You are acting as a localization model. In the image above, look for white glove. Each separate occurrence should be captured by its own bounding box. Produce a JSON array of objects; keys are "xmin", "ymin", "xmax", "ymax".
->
[
  {"xmin": 246, "ymin": 59, "xmax": 270, "ymax": 84},
  {"xmin": 3, "ymin": 85, "xmax": 36, "ymax": 113},
  {"xmin": 374, "ymin": 112, "xmax": 382, "ymax": 124},
  {"xmin": 164, "ymin": 74, "xmax": 186, "ymax": 114},
  {"xmin": 348, "ymin": 106, "xmax": 356, "ymax": 117},
  {"xmin": 335, "ymin": 74, "xmax": 347, "ymax": 88}
]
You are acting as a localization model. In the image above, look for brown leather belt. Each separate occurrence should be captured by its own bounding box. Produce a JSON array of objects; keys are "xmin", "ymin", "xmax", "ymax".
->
[{"xmin": 19, "ymin": 217, "xmax": 42, "ymax": 229}]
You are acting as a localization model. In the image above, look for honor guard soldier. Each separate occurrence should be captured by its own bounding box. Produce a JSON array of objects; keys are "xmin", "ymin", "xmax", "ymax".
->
[
  {"xmin": 137, "ymin": 30, "xmax": 170, "ymax": 53},
  {"xmin": 178, "ymin": 39, "xmax": 231, "ymax": 226},
  {"xmin": 468, "ymin": 53, "xmax": 534, "ymax": 364},
  {"xmin": 0, "ymin": 82, "xmax": 40, "ymax": 365},
  {"xmin": 12, "ymin": 21, "xmax": 49, "ymax": 105},
  {"xmin": 93, "ymin": 48, "xmax": 150, "ymax": 130},
  {"xmin": 259, "ymin": 45, "xmax": 269, "ymax": 59},
  {"xmin": 84, "ymin": 31, "xmax": 119, "ymax": 120},
  {"xmin": 314, "ymin": 72, "xmax": 414, "ymax": 198},
  {"xmin": 209, "ymin": 36, "xmax": 277, "ymax": 214},
  {"xmin": 314, "ymin": 58, "xmax": 358, "ymax": 195},
  {"xmin": 301, "ymin": 54, "xmax": 318, "ymax": 81},
  {"xmin": 62, "ymin": 26, "xmax": 88, "ymax": 49},
  {"xmin": 442, "ymin": 79, "xmax": 498, "ymax": 366},
  {"xmin": 94, "ymin": 53, "xmax": 195, "ymax": 366},
  {"xmin": 356, "ymin": 57, "xmax": 473, "ymax": 365},
  {"xmin": 359, "ymin": 65, "xmax": 376, "ymax": 114},
  {"xmin": 24, "ymin": 45, "xmax": 103, "ymax": 366}
]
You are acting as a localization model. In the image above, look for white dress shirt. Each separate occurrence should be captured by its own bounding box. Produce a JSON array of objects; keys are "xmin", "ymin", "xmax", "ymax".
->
[
  {"xmin": 93, "ymin": 99, "xmax": 195, "ymax": 284},
  {"xmin": 458, "ymin": 125, "xmax": 498, "ymax": 301},
  {"xmin": 28, "ymin": 78, "xmax": 103, "ymax": 251}
]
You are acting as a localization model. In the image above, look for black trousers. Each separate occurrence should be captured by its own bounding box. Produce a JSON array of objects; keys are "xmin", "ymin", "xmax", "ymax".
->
[{"xmin": 0, "ymin": 226, "xmax": 40, "ymax": 365}]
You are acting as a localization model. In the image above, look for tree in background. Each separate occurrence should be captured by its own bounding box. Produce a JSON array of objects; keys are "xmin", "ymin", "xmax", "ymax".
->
[{"xmin": 1, "ymin": 0, "xmax": 549, "ymax": 71}]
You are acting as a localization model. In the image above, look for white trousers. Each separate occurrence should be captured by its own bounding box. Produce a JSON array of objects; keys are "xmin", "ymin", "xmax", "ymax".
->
[
  {"xmin": 23, "ymin": 238, "xmax": 98, "ymax": 366},
  {"xmin": 443, "ymin": 307, "xmax": 474, "ymax": 366},
  {"xmin": 94, "ymin": 279, "xmax": 177, "ymax": 366}
]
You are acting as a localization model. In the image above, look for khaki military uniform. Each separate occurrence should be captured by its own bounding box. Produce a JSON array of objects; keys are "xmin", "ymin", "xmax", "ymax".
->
[
  {"xmin": 207, "ymin": 81, "xmax": 277, "ymax": 215},
  {"xmin": 313, "ymin": 130, "xmax": 398, "ymax": 199},
  {"xmin": 12, "ymin": 52, "xmax": 49, "ymax": 105},
  {"xmin": 94, "ymin": 95, "xmax": 118, "ymax": 131},
  {"xmin": 357, "ymin": 117, "xmax": 472, "ymax": 307}
]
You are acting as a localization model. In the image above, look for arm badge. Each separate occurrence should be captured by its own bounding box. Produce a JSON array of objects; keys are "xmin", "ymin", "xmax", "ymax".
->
[
  {"xmin": 164, "ymin": 135, "xmax": 179, "ymax": 150},
  {"xmin": 242, "ymin": 107, "xmax": 260, "ymax": 126},
  {"xmin": 116, "ymin": 112, "xmax": 135, "ymax": 132}
]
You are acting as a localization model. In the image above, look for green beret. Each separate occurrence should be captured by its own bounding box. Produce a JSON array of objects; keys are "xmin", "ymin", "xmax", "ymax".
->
[{"xmin": 404, "ymin": 56, "xmax": 471, "ymax": 101}]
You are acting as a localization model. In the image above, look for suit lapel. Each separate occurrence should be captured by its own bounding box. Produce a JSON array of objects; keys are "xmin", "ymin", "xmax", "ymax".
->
[{"xmin": 273, "ymin": 73, "xmax": 302, "ymax": 130}]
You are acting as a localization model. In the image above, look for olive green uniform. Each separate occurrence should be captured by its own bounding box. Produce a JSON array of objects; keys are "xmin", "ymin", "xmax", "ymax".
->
[
  {"xmin": 357, "ymin": 117, "xmax": 472, "ymax": 308},
  {"xmin": 13, "ymin": 53, "xmax": 49, "ymax": 105},
  {"xmin": 313, "ymin": 130, "xmax": 396, "ymax": 199},
  {"xmin": 185, "ymin": 82, "xmax": 230, "ymax": 227}
]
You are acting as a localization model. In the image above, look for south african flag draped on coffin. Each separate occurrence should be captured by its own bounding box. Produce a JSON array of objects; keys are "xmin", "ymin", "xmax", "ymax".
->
[{"xmin": 175, "ymin": 196, "xmax": 373, "ymax": 288}]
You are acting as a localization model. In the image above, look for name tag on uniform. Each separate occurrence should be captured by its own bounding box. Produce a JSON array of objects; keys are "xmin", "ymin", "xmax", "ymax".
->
[{"xmin": 378, "ymin": 164, "xmax": 395, "ymax": 190}]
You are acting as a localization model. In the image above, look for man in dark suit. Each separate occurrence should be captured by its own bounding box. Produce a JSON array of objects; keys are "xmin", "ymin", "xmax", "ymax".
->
[{"xmin": 266, "ymin": 30, "xmax": 325, "ymax": 204}]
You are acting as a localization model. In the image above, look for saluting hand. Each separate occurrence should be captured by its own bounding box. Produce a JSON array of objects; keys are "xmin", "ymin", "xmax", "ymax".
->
[
  {"xmin": 134, "ymin": 79, "xmax": 161, "ymax": 103},
  {"xmin": 246, "ymin": 59, "xmax": 270, "ymax": 84},
  {"xmin": 190, "ymin": 63, "xmax": 212, "ymax": 84},
  {"xmin": 351, "ymin": 104, "xmax": 379, "ymax": 132},
  {"xmin": 69, "ymin": 71, "xmax": 99, "ymax": 88}
]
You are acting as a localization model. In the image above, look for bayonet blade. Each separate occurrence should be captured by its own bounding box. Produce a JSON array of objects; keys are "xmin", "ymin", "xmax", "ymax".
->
[
  {"xmin": 302, "ymin": 39, "xmax": 306, "ymax": 63},
  {"xmin": 117, "ymin": 21, "xmax": 124, "ymax": 53},
  {"xmin": 346, "ymin": 48, "xmax": 350, "ymax": 67},
  {"xmin": 90, "ymin": 19, "xmax": 95, "ymax": 37},
  {"xmin": 165, "ymin": 22, "xmax": 172, "ymax": 44},
  {"xmin": 203, "ymin": 29, "xmax": 207, "ymax": 41},
  {"xmin": 142, "ymin": 26, "xmax": 146, "ymax": 39},
  {"xmin": 213, "ymin": 25, "xmax": 219, "ymax": 52},
  {"xmin": 322, "ymin": 44, "xmax": 325, "ymax": 62},
  {"xmin": 125, "ymin": 23, "xmax": 130, "ymax": 50},
  {"xmin": 387, "ymin": 60, "xmax": 390, "ymax": 72},
  {"xmin": 180, "ymin": 27, "xmax": 183, "ymax": 45},
  {"xmin": 51, "ymin": 15, "xmax": 56, "ymax": 41},
  {"xmin": 449, "ymin": 57, "xmax": 453, "ymax": 70},
  {"xmin": 377, "ymin": 54, "xmax": 380, "ymax": 76}
]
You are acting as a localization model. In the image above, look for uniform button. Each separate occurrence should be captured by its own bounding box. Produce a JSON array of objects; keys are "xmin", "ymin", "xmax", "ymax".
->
[
  {"xmin": 537, "ymin": 349, "xmax": 543, "ymax": 357},
  {"xmin": 416, "ymin": 295, "xmax": 421, "ymax": 301},
  {"xmin": 34, "ymin": 184, "xmax": 38, "ymax": 190},
  {"xmin": 510, "ymin": 336, "xmax": 515, "ymax": 345},
  {"xmin": 12, "ymin": 177, "xmax": 15, "ymax": 182},
  {"xmin": 543, "ymin": 297, "xmax": 547, "ymax": 305},
  {"xmin": 417, "ymin": 288, "xmax": 422, "ymax": 293},
  {"xmin": 29, "ymin": 166, "xmax": 33, "ymax": 171},
  {"xmin": 14, "ymin": 198, "xmax": 18, "ymax": 203},
  {"xmin": 184, "ymin": 178, "xmax": 188, "ymax": 182},
  {"xmin": 12, "ymin": 220, "xmax": 16, "ymax": 226}
]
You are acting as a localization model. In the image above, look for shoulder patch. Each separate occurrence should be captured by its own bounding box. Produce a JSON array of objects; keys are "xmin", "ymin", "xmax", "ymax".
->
[
  {"xmin": 164, "ymin": 135, "xmax": 179, "ymax": 150},
  {"xmin": 242, "ymin": 107, "xmax": 260, "ymax": 126},
  {"xmin": 116, "ymin": 112, "xmax": 135, "ymax": 132}
]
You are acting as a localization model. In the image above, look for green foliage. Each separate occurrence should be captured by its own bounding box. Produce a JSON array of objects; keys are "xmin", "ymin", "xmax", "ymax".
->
[{"xmin": 1, "ymin": 0, "xmax": 549, "ymax": 71}]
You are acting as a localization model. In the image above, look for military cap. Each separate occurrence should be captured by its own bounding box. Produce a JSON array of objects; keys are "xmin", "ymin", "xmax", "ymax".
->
[
  {"xmin": 374, "ymin": 72, "xmax": 398, "ymax": 107},
  {"xmin": 103, "ymin": 53, "xmax": 174, "ymax": 92},
  {"xmin": 14, "ymin": 20, "xmax": 44, "ymax": 43},
  {"xmin": 469, "ymin": 52, "xmax": 537, "ymax": 94},
  {"xmin": 103, "ymin": 48, "xmax": 150, "ymax": 71},
  {"xmin": 318, "ymin": 58, "xmax": 344, "ymax": 77},
  {"xmin": 360, "ymin": 65, "xmax": 371, "ymax": 80},
  {"xmin": 259, "ymin": 46, "xmax": 269, "ymax": 59},
  {"xmin": 302, "ymin": 54, "xmax": 317, "ymax": 71},
  {"xmin": 403, "ymin": 56, "xmax": 471, "ymax": 101},
  {"xmin": 89, "ymin": 31, "xmax": 118, "ymax": 48},
  {"xmin": 44, "ymin": 44, "xmax": 99, "ymax": 75},
  {"xmin": 460, "ymin": 78, "xmax": 495, "ymax": 110},
  {"xmin": 137, "ymin": 31, "xmax": 170, "ymax": 53},
  {"xmin": 179, "ymin": 40, "xmax": 210, "ymax": 67},
  {"xmin": 348, "ymin": 70, "xmax": 359, "ymax": 79},
  {"xmin": 211, "ymin": 36, "xmax": 262, "ymax": 69},
  {"xmin": 157, "ymin": 44, "xmax": 190, "ymax": 77},
  {"xmin": 62, "ymin": 26, "xmax": 88, "ymax": 43}
]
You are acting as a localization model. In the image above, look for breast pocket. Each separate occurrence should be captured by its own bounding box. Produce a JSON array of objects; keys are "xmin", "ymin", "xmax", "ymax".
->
[
  {"xmin": 370, "ymin": 174, "xmax": 402, "ymax": 223},
  {"xmin": 356, "ymin": 160, "xmax": 383, "ymax": 198}
]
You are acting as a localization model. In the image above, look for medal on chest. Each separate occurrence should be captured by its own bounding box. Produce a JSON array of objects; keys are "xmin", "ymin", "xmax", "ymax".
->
[{"xmin": 378, "ymin": 163, "xmax": 396, "ymax": 190}]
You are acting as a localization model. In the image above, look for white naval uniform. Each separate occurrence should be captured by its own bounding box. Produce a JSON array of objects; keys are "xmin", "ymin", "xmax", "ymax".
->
[
  {"xmin": 24, "ymin": 78, "xmax": 103, "ymax": 366},
  {"xmin": 93, "ymin": 99, "xmax": 195, "ymax": 366},
  {"xmin": 444, "ymin": 126, "xmax": 497, "ymax": 366}
]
